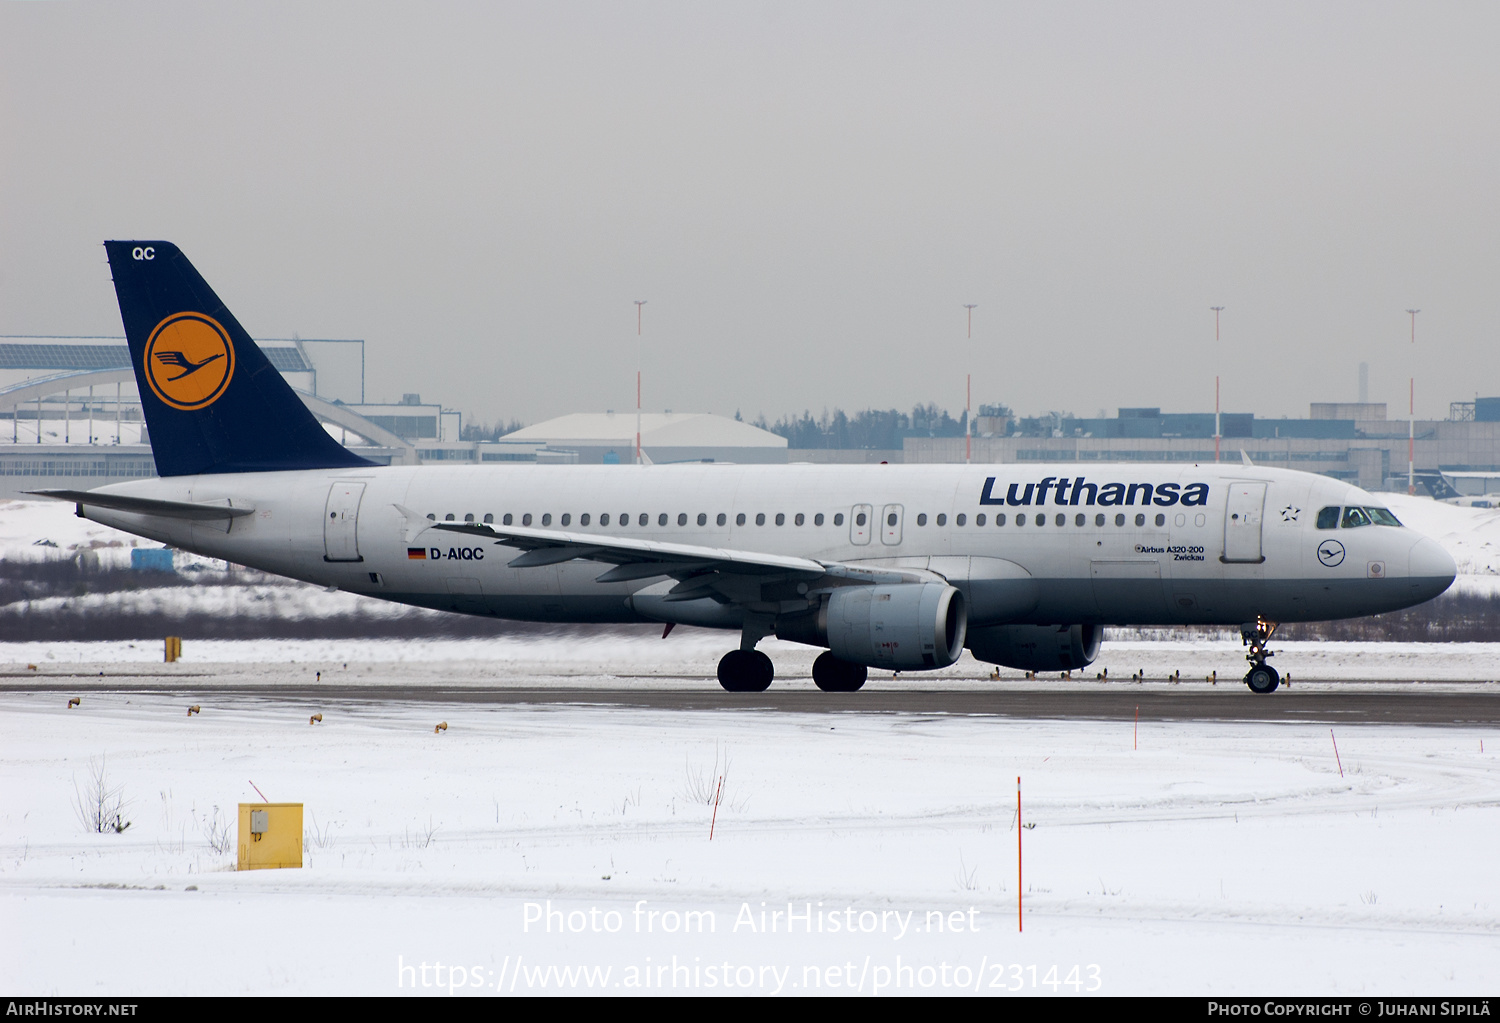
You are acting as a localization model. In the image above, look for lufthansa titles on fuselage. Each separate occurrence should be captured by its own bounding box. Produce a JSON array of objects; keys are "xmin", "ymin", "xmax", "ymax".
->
[{"xmin": 979, "ymin": 476, "xmax": 1210, "ymax": 508}]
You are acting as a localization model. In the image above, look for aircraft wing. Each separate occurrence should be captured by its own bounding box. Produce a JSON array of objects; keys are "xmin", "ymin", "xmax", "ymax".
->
[{"xmin": 426, "ymin": 519, "xmax": 929, "ymax": 600}]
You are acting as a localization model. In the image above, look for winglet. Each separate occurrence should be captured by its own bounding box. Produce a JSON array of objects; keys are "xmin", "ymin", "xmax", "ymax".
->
[{"xmin": 1240, "ymin": 449, "xmax": 1254, "ymax": 466}]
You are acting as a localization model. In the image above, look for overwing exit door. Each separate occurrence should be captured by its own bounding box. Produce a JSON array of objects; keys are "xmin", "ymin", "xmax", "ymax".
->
[
  {"xmin": 850, "ymin": 504, "xmax": 873, "ymax": 545},
  {"xmin": 881, "ymin": 504, "xmax": 903, "ymax": 545}
]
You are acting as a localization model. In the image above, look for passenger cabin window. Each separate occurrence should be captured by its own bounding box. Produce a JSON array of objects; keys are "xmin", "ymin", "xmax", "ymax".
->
[
  {"xmin": 698, "ymin": 513, "xmax": 708, "ymax": 526},
  {"xmin": 717, "ymin": 513, "xmax": 727, "ymax": 526},
  {"xmin": 995, "ymin": 513, "xmax": 1006, "ymax": 526},
  {"xmin": 464, "ymin": 513, "xmax": 474, "ymax": 522},
  {"xmin": 541, "ymin": 513, "xmax": 552, "ymax": 526},
  {"xmin": 483, "ymin": 513, "xmax": 494, "ymax": 524},
  {"xmin": 1341, "ymin": 507, "xmax": 1372, "ymax": 529},
  {"xmin": 833, "ymin": 513, "xmax": 845, "ymax": 526},
  {"xmin": 522, "ymin": 513, "xmax": 532, "ymax": 526},
  {"xmin": 658, "ymin": 513, "xmax": 668, "ymax": 526},
  {"xmin": 955, "ymin": 514, "xmax": 966, "ymax": 526},
  {"xmin": 935, "ymin": 513, "xmax": 946, "ymax": 526},
  {"xmin": 1316, "ymin": 507, "xmax": 1340, "ymax": 530},
  {"xmin": 678, "ymin": 513, "xmax": 688, "ymax": 526},
  {"xmin": 503, "ymin": 513, "xmax": 513, "ymax": 525},
  {"xmin": 736, "ymin": 513, "xmax": 747, "ymax": 526},
  {"xmin": 638, "ymin": 513, "xmax": 648, "ymax": 526},
  {"xmin": 795, "ymin": 513, "xmax": 805, "ymax": 526},
  {"xmin": 445, "ymin": 513, "xmax": 455, "ymax": 521},
  {"xmin": 814, "ymin": 513, "xmax": 824, "ymax": 526},
  {"xmin": 775, "ymin": 513, "xmax": 785, "ymax": 526},
  {"xmin": 1154, "ymin": 513, "xmax": 1165, "ymax": 527},
  {"xmin": 560, "ymin": 514, "xmax": 570, "ymax": 526},
  {"xmin": 426, "ymin": 513, "xmax": 436, "ymax": 521},
  {"xmin": 976, "ymin": 514, "xmax": 986, "ymax": 526},
  {"xmin": 580, "ymin": 513, "xmax": 591, "ymax": 526},
  {"xmin": 917, "ymin": 513, "xmax": 928, "ymax": 526}
]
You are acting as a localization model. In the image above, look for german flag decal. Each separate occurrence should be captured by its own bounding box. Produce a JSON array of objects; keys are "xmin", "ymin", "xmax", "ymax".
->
[{"xmin": 407, "ymin": 548, "xmax": 427, "ymax": 560}]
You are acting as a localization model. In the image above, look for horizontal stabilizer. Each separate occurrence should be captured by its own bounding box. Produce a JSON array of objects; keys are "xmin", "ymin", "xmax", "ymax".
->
[{"xmin": 27, "ymin": 490, "xmax": 255, "ymax": 521}]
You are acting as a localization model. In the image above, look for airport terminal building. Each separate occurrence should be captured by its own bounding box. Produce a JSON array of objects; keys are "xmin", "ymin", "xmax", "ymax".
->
[
  {"xmin": 0, "ymin": 337, "xmax": 788, "ymax": 497},
  {"xmin": 901, "ymin": 401, "xmax": 1500, "ymax": 493},
  {"xmin": 5, "ymin": 334, "xmax": 1498, "ymax": 500}
]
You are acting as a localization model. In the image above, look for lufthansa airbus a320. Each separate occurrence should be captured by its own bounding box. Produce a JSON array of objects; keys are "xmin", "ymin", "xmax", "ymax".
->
[{"xmin": 32, "ymin": 242, "xmax": 1457, "ymax": 694}]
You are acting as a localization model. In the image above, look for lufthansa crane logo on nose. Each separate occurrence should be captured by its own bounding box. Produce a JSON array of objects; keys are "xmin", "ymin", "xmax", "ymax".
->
[
  {"xmin": 1317, "ymin": 539, "xmax": 1346, "ymax": 567},
  {"xmin": 143, "ymin": 312, "xmax": 235, "ymax": 411}
]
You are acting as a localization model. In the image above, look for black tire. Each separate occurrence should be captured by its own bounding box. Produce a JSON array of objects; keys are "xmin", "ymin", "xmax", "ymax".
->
[
  {"xmin": 718, "ymin": 649, "xmax": 774, "ymax": 692},
  {"xmin": 813, "ymin": 652, "xmax": 868, "ymax": 692},
  {"xmin": 1245, "ymin": 664, "xmax": 1280, "ymax": 694}
]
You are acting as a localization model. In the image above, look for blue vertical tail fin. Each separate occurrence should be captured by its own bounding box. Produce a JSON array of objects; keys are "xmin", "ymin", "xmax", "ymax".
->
[{"xmin": 104, "ymin": 240, "xmax": 375, "ymax": 477}]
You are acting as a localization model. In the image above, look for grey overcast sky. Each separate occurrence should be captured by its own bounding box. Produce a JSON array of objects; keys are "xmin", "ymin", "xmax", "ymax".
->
[{"xmin": 1, "ymin": 1, "xmax": 1495, "ymax": 426}]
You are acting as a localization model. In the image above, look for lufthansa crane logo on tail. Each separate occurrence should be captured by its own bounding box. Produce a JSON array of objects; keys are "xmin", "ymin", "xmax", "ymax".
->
[{"xmin": 143, "ymin": 312, "xmax": 235, "ymax": 410}]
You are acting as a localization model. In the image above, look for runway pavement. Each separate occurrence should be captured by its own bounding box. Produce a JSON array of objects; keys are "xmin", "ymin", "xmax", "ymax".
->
[{"xmin": 6, "ymin": 674, "xmax": 1500, "ymax": 724}]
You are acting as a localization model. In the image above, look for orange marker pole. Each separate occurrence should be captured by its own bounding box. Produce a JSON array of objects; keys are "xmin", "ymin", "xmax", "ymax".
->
[
  {"xmin": 709, "ymin": 776, "xmax": 723, "ymax": 840},
  {"xmin": 1017, "ymin": 776, "xmax": 1023, "ymax": 933},
  {"xmin": 1331, "ymin": 730, "xmax": 1344, "ymax": 778},
  {"xmin": 1134, "ymin": 705, "xmax": 1138, "ymax": 751}
]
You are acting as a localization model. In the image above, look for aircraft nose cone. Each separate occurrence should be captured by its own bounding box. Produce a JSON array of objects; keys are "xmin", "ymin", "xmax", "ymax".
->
[{"xmin": 1408, "ymin": 536, "xmax": 1457, "ymax": 601}]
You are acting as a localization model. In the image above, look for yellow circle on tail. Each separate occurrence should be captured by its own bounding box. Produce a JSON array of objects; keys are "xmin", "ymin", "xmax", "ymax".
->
[{"xmin": 143, "ymin": 313, "xmax": 235, "ymax": 410}]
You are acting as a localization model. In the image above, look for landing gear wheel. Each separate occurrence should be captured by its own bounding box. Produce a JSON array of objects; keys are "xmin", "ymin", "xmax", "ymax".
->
[
  {"xmin": 1245, "ymin": 664, "xmax": 1280, "ymax": 694},
  {"xmin": 717, "ymin": 649, "xmax": 774, "ymax": 692},
  {"xmin": 812, "ymin": 652, "xmax": 868, "ymax": 692},
  {"xmin": 1239, "ymin": 617, "xmax": 1281, "ymax": 695}
]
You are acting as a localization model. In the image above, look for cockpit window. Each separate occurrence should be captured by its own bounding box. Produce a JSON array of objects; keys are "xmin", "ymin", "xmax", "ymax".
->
[
  {"xmin": 1341, "ymin": 506, "xmax": 1372, "ymax": 529},
  {"xmin": 1316, "ymin": 507, "xmax": 1340, "ymax": 530},
  {"xmin": 1366, "ymin": 507, "xmax": 1402, "ymax": 527}
]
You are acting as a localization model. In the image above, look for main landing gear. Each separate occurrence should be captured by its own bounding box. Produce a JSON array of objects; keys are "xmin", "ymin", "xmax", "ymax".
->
[
  {"xmin": 1241, "ymin": 618, "xmax": 1281, "ymax": 694},
  {"xmin": 717, "ymin": 650, "xmax": 774, "ymax": 692},
  {"xmin": 812, "ymin": 652, "xmax": 867, "ymax": 692}
]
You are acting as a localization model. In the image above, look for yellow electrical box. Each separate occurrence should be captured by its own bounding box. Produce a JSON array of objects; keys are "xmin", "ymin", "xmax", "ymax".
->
[
  {"xmin": 237, "ymin": 802, "xmax": 303, "ymax": 871},
  {"xmin": 164, "ymin": 636, "xmax": 182, "ymax": 662}
]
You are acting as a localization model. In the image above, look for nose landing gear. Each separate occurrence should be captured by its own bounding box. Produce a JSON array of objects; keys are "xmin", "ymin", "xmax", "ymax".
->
[{"xmin": 1241, "ymin": 618, "xmax": 1280, "ymax": 694}]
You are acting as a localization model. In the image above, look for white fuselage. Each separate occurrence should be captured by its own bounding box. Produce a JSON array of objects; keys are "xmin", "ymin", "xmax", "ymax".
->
[{"xmin": 78, "ymin": 462, "xmax": 1455, "ymax": 632}]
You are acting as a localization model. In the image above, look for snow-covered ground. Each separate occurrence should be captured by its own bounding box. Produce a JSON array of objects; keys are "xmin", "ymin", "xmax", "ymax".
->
[
  {"xmin": 4, "ymin": 492, "xmax": 1500, "ymax": 995},
  {"xmin": 1, "ymin": 682, "xmax": 1497, "ymax": 996}
]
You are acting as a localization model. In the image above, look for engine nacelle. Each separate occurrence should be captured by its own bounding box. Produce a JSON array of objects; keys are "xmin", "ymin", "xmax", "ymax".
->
[
  {"xmin": 967, "ymin": 623, "xmax": 1101, "ymax": 672},
  {"xmin": 777, "ymin": 583, "xmax": 967, "ymax": 670}
]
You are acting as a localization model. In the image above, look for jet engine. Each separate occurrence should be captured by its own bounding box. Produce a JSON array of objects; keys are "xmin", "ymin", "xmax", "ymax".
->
[
  {"xmin": 966, "ymin": 623, "xmax": 1101, "ymax": 672},
  {"xmin": 777, "ymin": 583, "xmax": 967, "ymax": 670}
]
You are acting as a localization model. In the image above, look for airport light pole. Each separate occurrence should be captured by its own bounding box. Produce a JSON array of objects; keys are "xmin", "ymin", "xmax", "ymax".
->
[
  {"xmin": 1211, "ymin": 307, "xmax": 1224, "ymax": 462},
  {"xmin": 1407, "ymin": 308, "xmax": 1419, "ymax": 494},
  {"xmin": 634, "ymin": 300, "xmax": 647, "ymax": 466},
  {"xmin": 964, "ymin": 304, "xmax": 977, "ymax": 464}
]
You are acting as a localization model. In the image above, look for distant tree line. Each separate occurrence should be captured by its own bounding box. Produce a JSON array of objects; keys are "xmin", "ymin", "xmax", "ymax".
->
[
  {"xmin": 460, "ymin": 419, "xmax": 527, "ymax": 442},
  {"xmin": 747, "ymin": 403, "xmax": 971, "ymax": 450}
]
